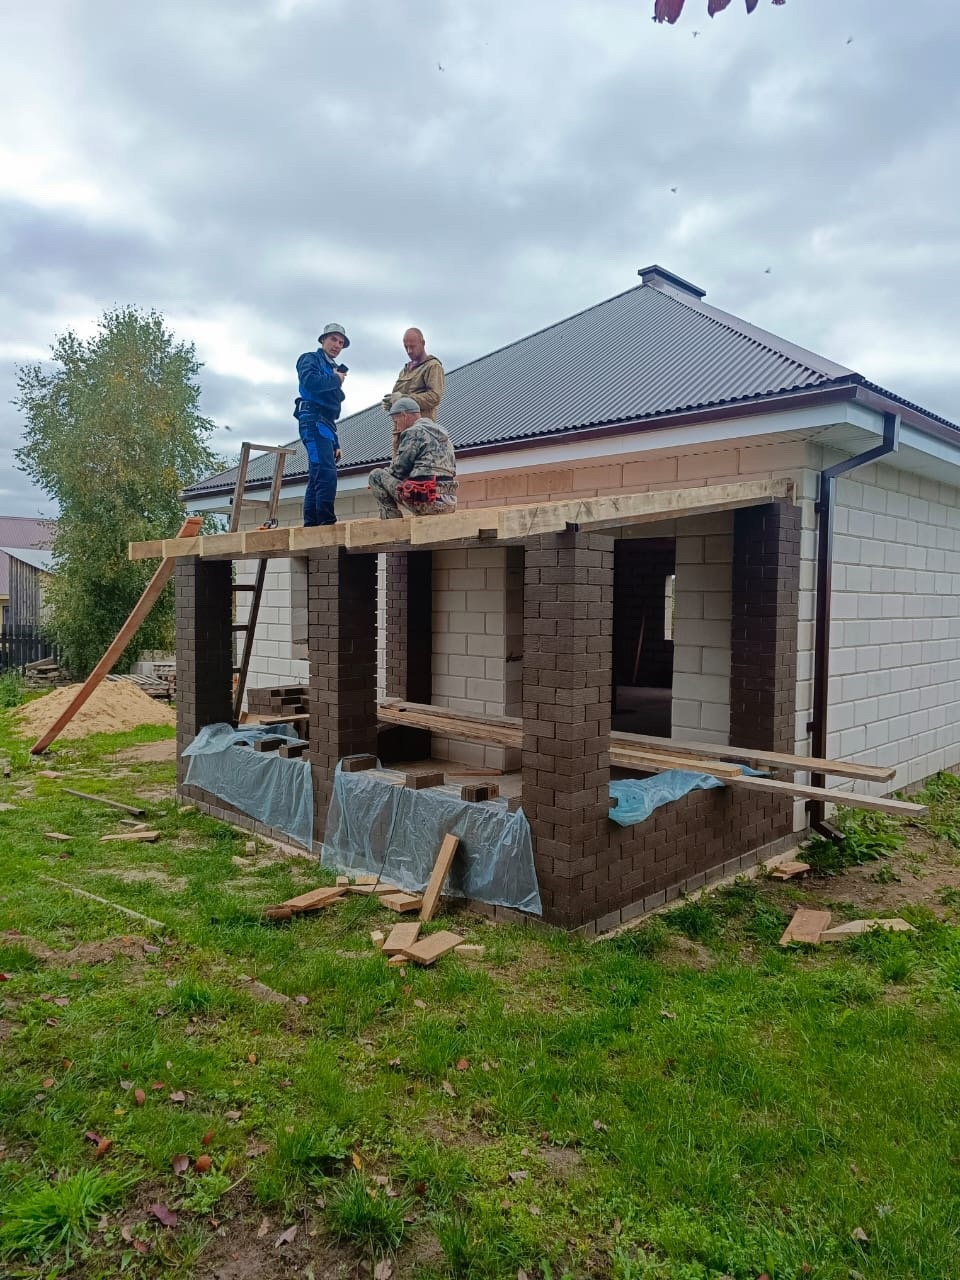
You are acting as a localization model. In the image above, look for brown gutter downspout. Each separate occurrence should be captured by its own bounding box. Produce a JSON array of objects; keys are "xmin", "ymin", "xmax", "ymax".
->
[{"xmin": 809, "ymin": 409, "xmax": 900, "ymax": 836}]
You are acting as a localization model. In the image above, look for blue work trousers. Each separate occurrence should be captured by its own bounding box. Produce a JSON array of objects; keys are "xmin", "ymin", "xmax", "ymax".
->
[{"xmin": 300, "ymin": 424, "xmax": 338, "ymax": 526}]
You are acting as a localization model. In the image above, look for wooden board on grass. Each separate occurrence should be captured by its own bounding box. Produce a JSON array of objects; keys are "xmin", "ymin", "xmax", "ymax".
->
[
  {"xmin": 779, "ymin": 909, "xmax": 832, "ymax": 946},
  {"xmin": 769, "ymin": 861, "xmax": 811, "ymax": 880},
  {"xmin": 399, "ymin": 930, "xmax": 464, "ymax": 967},
  {"xmin": 267, "ymin": 886, "xmax": 344, "ymax": 916},
  {"xmin": 379, "ymin": 892, "xmax": 423, "ymax": 913},
  {"xmin": 382, "ymin": 922, "xmax": 421, "ymax": 955},
  {"xmin": 420, "ymin": 834, "xmax": 461, "ymax": 923}
]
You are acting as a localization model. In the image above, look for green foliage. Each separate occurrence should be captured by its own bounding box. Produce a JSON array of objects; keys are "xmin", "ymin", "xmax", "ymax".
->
[
  {"xmin": 14, "ymin": 307, "xmax": 220, "ymax": 675},
  {"xmin": 915, "ymin": 771, "xmax": 960, "ymax": 847},
  {"xmin": 804, "ymin": 806, "xmax": 905, "ymax": 875},
  {"xmin": 324, "ymin": 1170, "xmax": 410, "ymax": 1254},
  {"xmin": 0, "ymin": 1168, "xmax": 127, "ymax": 1260},
  {"xmin": 662, "ymin": 897, "xmax": 719, "ymax": 941},
  {"xmin": 179, "ymin": 1170, "xmax": 232, "ymax": 1216},
  {"xmin": 0, "ymin": 671, "xmax": 25, "ymax": 709}
]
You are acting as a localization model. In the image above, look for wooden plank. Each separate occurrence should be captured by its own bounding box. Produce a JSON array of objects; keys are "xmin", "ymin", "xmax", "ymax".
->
[
  {"xmin": 379, "ymin": 892, "xmax": 423, "ymax": 913},
  {"xmin": 616, "ymin": 732, "xmax": 896, "ymax": 784},
  {"xmin": 289, "ymin": 523, "xmax": 346, "ymax": 553},
  {"xmin": 382, "ymin": 922, "xmax": 421, "ymax": 955},
  {"xmin": 730, "ymin": 774, "xmax": 925, "ymax": 817},
  {"xmin": 612, "ymin": 749, "xmax": 742, "ymax": 779},
  {"xmin": 419, "ymin": 834, "xmax": 461, "ymax": 923},
  {"xmin": 160, "ymin": 536, "xmax": 202, "ymax": 558},
  {"xmin": 100, "ymin": 830, "xmax": 160, "ymax": 843},
  {"xmin": 198, "ymin": 532, "xmax": 245, "ymax": 559},
  {"xmin": 32, "ymin": 515, "xmax": 203, "ymax": 755},
  {"xmin": 344, "ymin": 518, "xmax": 411, "ymax": 551},
  {"xmin": 408, "ymin": 509, "xmax": 499, "ymax": 546},
  {"xmin": 242, "ymin": 527, "xmax": 292, "ymax": 555},
  {"xmin": 779, "ymin": 909, "xmax": 831, "ymax": 946},
  {"xmin": 769, "ymin": 861, "xmax": 811, "ymax": 880},
  {"xmin": 399, "ymin": 929, "xmax": 465, "ymax": 966},
  {"xmin": 128, "ymin": 538, "xmax": 166, "ymax": 561},
  {"xmin": 62, "ymin": 789, "xmax": 146, "ymax": 816},
  {"xmin": 272, "ymin": 886, "xmax": 344, "ymax": 912},
  {"xmin": 820, "ymin": 918, "xmax": 915, "ymax": 940},
  {"xmin": 496, "ymin": 478, "xmax": 795, "ymax": 540}
]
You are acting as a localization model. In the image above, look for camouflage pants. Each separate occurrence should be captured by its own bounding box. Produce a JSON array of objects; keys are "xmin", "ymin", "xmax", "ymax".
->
[{"xmin": 368, "ymin": 470, "xmax": 458, "ymax": 519}]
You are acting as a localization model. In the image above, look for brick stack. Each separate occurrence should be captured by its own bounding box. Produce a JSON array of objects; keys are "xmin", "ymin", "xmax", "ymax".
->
[
  {"xmin": 246, "ymin": 684, "xmax": 309, "ymax": 718},
  {"xmin": 174, "ymin": 560, "xmax": 233, "ymax": 791},
  {"xmin": 521, "ymin": 532, "xmax": 615, "ymax": 929},
  {"xmin": 307, "ymin": 548, "xmax": 378, "ymax": 842}
]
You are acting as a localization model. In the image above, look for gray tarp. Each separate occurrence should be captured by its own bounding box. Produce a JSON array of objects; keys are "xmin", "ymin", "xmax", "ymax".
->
[
  {"xmin": 182, "ymin": 723, "xmax": 313, "ymax": 848},
  {"xmin": 321, "ymin": 764, "xmax": 542, "ymax": 915}
]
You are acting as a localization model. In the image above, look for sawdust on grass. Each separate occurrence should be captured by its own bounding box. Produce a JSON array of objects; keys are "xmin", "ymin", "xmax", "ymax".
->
[{"xmin": 15, "ymin": 681, "xmax": 175, "ymax": 741}]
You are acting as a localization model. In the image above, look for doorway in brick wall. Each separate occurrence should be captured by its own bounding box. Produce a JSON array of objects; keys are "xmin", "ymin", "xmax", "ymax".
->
[{"xmin": 612, "ymin": 538, "xmax": 675, "ymax": 736}]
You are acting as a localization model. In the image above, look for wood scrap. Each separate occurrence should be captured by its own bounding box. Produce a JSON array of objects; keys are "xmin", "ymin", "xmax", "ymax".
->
[
  {"xmin": 100, "ymin": 830, "xmax": 160, "ymax": 843},
  {"xmin": 419, "ymin": 834, "xmax": 461, "ymax": 923},
  {"xmin": 779, "ymin": 909, "xmax": 832, "ymax": 946},
  {"xmin": 62, "ymin": 789, "xmax": 146, "ymax": 816},
  {"xmin": 379, "ymin": 892, "xmax": 423, "ymax": 913},
  {"xmin": 820, "ymin": 918, "xmax": 916, "ymax": 941},
  {"xmin": 732, "ymin": 774, "xmax": 925, "ymax": 818},
  {"xmin": 336, "ymin": 876, "xmax": 349, "ymax": 887},
  {"xmin": 454, "ymin": 943, "xmax": 485, "ymax": 958},
  {"xmin": 263, "ymin": 886, "xmax": 344, "ymax": 919},
  {"xmin": 370, "ymin": 930, "xmax": 387, "ymax": 950},
  {"xmin": 44, "ymin": 832, "xmax": 73, "ymax": 842},
  {"xmin": 399, "ymin": 930, "xmax": 465, "ymax": 967},
  {"xmin": 38, "ymin": 874, "xmax": 167, "ymax": 931},
  {"xmin": 769, "ymin": 861, "xmax": 811, "ymax": 880},
  {"xmin": 382, "ymin": 922, "xmax": 421, "ymax": 955}
]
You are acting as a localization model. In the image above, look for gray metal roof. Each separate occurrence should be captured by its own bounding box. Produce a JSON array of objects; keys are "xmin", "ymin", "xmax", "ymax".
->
[
  {"xmin": 0, "ymin": 546, "xmax": 55, "ymax": 574},
  {"xmin": 184, "ymin": 271, "xmax": 957, "ymax": 498}
]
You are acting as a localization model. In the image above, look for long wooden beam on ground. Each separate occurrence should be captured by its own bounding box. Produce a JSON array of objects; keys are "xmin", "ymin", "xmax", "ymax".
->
[
  {"xmin": 129, "ymin": 478, "xmax": 798, "ymax": 562},
  {"xmin": 31, "ymin": 516, "xmax": 203, "ymax": 755},
  {"xmin": 374, "ymin": 700, "xmax": 925, "ymax": 818}
]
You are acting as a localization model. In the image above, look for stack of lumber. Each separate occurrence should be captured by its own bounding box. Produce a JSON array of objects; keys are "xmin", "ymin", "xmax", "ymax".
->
[
  {"xmin": 245, "ymin": 684, "xmax": 309, "ymax": 725},
  {"xmin": 376, "ymin": 699, "xmax": 926, "ymax": 820},
  {"xmin": 106, "ymin": 672, "xmax": 172, "ymax": 701}
]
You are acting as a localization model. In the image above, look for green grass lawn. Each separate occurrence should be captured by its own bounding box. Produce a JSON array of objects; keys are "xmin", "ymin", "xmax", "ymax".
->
[{"xmin": 1, "ymin": 704, "xmax": 959, "ymax": 1279}]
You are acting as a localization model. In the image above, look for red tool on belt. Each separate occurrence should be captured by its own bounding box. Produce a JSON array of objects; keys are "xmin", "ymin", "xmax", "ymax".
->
[{"xmin": 397, "ymin": 477, "xmax": 438, "ymax": 503}]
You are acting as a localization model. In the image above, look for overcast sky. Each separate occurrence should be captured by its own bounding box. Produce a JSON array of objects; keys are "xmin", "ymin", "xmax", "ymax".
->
[{"xmin": 2, "ymin": 0, "xmax": 958, "ymax": 517}]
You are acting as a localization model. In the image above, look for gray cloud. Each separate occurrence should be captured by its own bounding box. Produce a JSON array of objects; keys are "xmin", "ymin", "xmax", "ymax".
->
[{"xmin": 2, "ymin": 0, "xmax": 959, "ymax": 516}]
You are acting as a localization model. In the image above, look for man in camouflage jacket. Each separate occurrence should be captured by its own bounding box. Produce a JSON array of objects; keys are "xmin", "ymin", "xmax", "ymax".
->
[{"xmin": 368, "ymin": 397, "xmax": 458, "ymax": 519}]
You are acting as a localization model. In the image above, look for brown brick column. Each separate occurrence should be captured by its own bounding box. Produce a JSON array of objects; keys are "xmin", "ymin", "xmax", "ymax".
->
[
  {"xmin": 382, "ymin": 551, "xmax": 433, "ymax": 761},
  {"xmin": 731, "ymin": 500, "xmax": 801, "ymax": 751},
  {"xmin": 521, "ymin": 533, "xmax": 614, "ymax": 928},
  {"xmin": 175, "ymin": 559, "xmax": 234, "ymax": 788},
  {"xmin": 309, "ymin": 548, "xmax": 378, "ymax": 844}
]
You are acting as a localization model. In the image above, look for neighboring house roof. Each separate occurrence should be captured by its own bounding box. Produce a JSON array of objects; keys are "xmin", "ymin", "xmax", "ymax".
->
[
  {"xmin": 0, "ymin": 547, "xmax": 56, "ymax": 574},
  {"xmin": 0, "ymin": 516, "xmax": 56, "ymax": 598},
  {"xmin": 184, "ymin": 266, "xmax": 959, "ymax": 499}
]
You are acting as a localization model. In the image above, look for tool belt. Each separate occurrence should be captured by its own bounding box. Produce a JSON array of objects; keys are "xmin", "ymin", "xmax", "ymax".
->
[{"xmin": 397, "ymin": 476, "xmax": 439, "ymax": 503}]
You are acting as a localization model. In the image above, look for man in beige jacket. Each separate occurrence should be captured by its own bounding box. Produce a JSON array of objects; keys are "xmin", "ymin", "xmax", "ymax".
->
[{"xmin": 382, "ymin": 330, "xmax": 445, "ymax": 457}]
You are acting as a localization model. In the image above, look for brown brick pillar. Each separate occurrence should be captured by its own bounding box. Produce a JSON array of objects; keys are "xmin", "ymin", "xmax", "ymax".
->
[
  {"xmin": 521, "ymin": 533, "xmax": 614, "ymax": 928},
  {"xmin": 175, "ymin": 559, "xmax": 234, "ymax": 788},
  {"xmin": 731, "ymin": 500, "xmax": 801, "ymax": 751},
  {"xmin": 309, "ymin": 548, "xmax": 378, "ymax": 845},
  {"xmin": 382, "ymin": 551, "xmax": 433, "ymax": 761}
]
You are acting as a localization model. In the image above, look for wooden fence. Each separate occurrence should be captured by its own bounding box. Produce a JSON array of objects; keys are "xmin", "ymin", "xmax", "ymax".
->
[{"xmin": 0, "ymin": 624, "xmax": 59, "ymax": 672}]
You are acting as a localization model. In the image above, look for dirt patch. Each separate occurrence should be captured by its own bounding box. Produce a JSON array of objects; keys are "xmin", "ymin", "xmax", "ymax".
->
[
  {"xmin": 538, "ymin": 1142, "xmax": 584, "ymax": 1179},
  {"xmin": 659, "ymin": 935, "xmax": 716, "ymax": 971},
  {"xmin": 102, "ymin": 867, "xmax": 189, "ymax": 891},
  {"xmin": 15, "ymin": 682, "xmax": 175, "ymax": 742},
  {"xmin": 798, "ymin": 831, "xmax": 960, "ymax": 921},
  {"xmin": 118, "ymin": 739, "xmax": 177, "ymax": 763},
  {"xmin": 3, "ymin": 930, "xmax": 159, "ymax": 966},
  {"xmin": 133, "ymin": 784, "xmax": 175, "ymax": 803},
  {"xmin": 0, "ymin": 1018, "xmax": 21, "ymax": 1041}
]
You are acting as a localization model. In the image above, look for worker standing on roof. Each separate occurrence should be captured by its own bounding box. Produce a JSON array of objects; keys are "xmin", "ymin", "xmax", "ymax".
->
[
  {"xmin": 368, "ymin": 397, "xmax": 458, "ymax": 519},
  {"xmin": 294, "ymin": 322, "xmax": 349, "ymax": 526},
  {"xmin": 382, "ymin": 328, "xmax": 444, "ymax": 456}
]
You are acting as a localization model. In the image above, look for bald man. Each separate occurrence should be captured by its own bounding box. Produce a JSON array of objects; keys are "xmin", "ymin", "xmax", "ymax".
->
[{"xmin": 382, "ymin": 328, "xmax": 445, "ymax": 426}]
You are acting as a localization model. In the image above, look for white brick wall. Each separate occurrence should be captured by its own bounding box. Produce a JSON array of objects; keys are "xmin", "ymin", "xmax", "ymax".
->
[{"xmin": 671, "ymin": 512, "xmax": 734, "ymax": 746}]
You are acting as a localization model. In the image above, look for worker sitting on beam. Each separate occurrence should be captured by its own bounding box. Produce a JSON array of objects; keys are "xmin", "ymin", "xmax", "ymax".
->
[{"xmin": 368, "ymin": 397, "xmax": 458, "ymax": 519}]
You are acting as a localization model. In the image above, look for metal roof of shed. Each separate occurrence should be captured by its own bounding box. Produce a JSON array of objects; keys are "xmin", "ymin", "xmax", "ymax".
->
[{"xmin": 184, "ymin": 270, "xmax": 958, "ymax": 499}]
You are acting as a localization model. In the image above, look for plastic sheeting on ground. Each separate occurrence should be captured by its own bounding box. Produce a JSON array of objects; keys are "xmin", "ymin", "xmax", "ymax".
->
[
  {"xmin": 321, "ymin": 763, "xmax": 542, "ymax": 915},
  {"xmin": 608, "ymin": 764, "xmax": 766, "ymax": 828},
  {"xmin": 182, "ymin": 722, "xmax": 313, "ymax": 848}
]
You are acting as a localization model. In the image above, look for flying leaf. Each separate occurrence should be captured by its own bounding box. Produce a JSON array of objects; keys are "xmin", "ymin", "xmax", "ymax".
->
[
  {"xmin": 149, "ymin": 1204, "xmax": 178, "ymax": 1228},
  {"xmin": 134, "ymin": 1089, "xmax": 146, "ymax": 1107},
  {"xmin": 171, "ymin": 1153, "xmax": 190, "ymax": 1174},
  {"xmin": 275, "ymin": 1224, "xmax": 298, "ymax": 1247},
  {"xmin": 195, "ymin": 1154, "xmax": 213, "ymax": 1173},
  {"xmin": 94, "ymin": 1138, "xmax": 113, "ymax": 1159}
]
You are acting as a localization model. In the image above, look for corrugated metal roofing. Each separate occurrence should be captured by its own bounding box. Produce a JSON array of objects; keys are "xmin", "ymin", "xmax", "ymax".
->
[
  {"xmin": 0, "ymin": 516, "xmax": 56, "ymax": 597},
  {"xmin": 183, "ymin": 276, "xmax": 957, "ymax": 498}
]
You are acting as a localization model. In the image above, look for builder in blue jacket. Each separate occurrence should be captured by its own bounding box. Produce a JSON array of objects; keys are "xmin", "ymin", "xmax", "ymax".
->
[{"xmin": 294, "ymin": 322, "xmax": 349, "ymax": 526}]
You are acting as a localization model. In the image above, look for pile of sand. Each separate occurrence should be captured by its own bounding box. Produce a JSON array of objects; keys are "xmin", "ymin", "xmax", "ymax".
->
[{"xmin": 15, "ymin": 680, "xmax": 176, "ymax": 741}]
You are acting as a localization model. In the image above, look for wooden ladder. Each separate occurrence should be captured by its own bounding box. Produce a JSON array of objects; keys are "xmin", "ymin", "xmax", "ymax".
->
[{"xmin": 230, "ymin": 442, "xmax": 296, "ymax": 720}]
